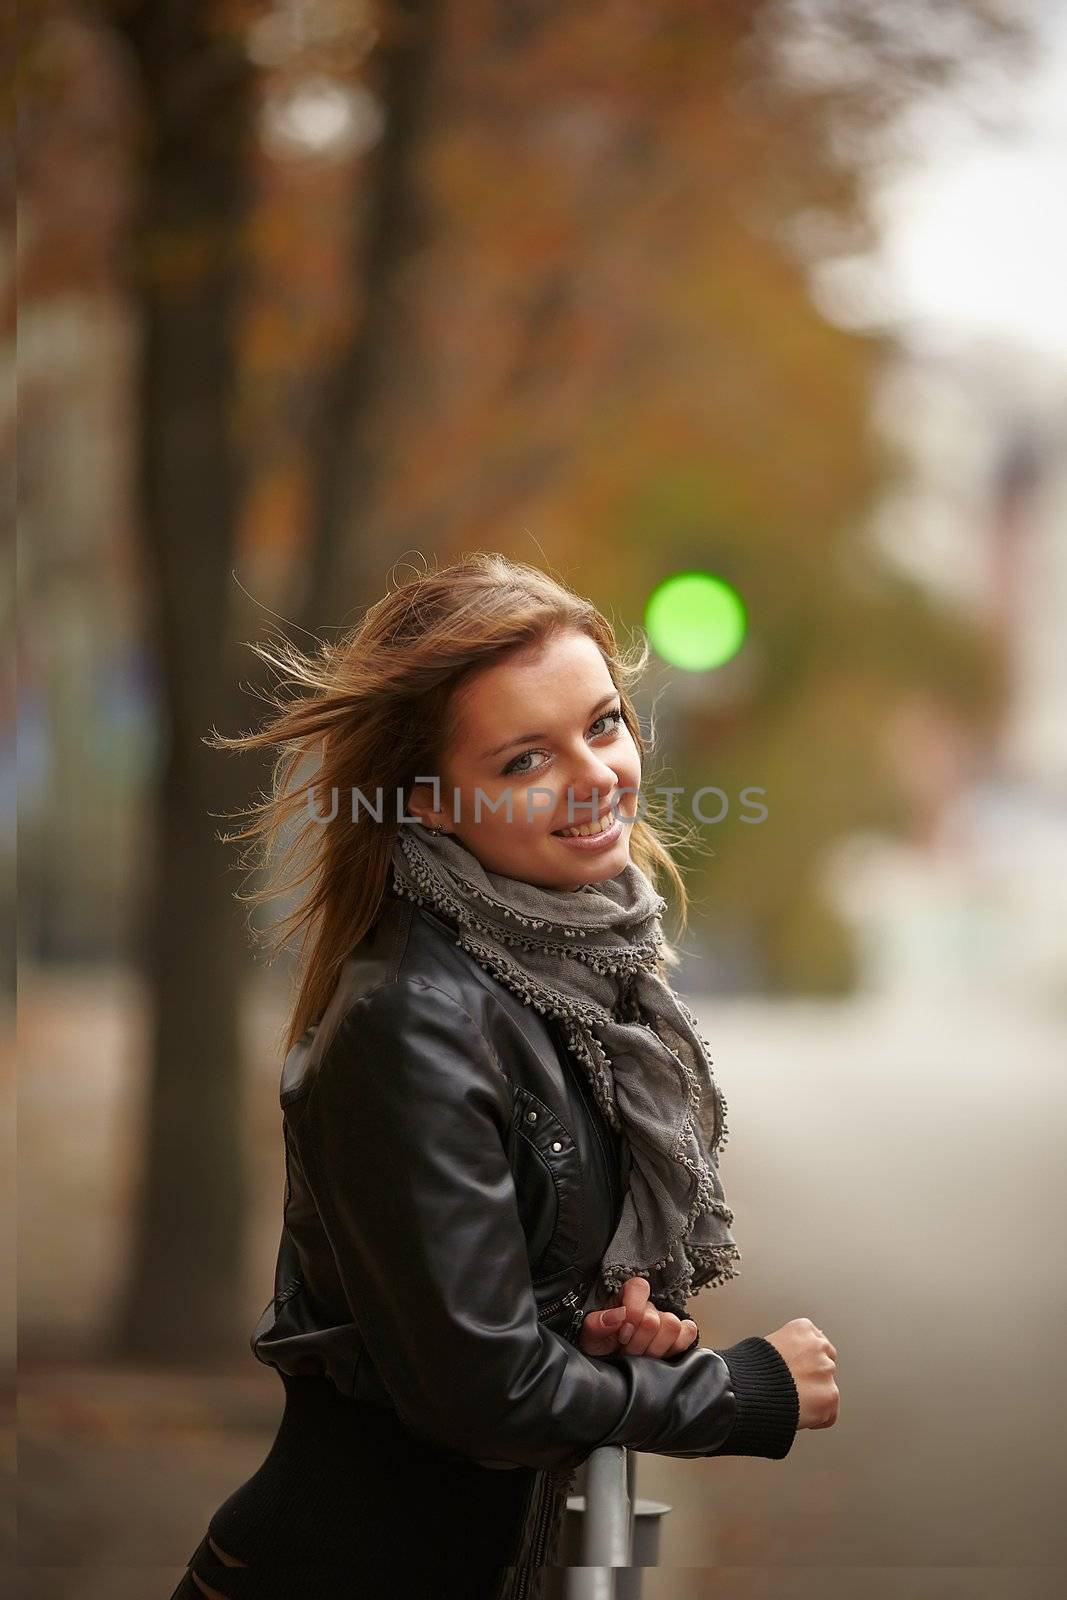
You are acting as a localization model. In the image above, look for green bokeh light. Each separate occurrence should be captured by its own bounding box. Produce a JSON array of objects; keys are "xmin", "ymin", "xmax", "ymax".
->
[{"xmin": 645, "ymin": 571, "xmax": 747, "ymax": 672}]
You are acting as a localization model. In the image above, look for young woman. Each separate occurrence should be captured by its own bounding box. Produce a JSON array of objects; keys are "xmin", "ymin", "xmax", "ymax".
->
[{"xmin": 169, "ymin": 554, "xmax": 838, "ymax": 1600}]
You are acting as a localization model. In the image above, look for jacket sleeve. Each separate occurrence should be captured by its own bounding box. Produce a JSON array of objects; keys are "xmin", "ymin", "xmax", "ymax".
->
[{"xmin": 289, "ymin": 975, "xmax": 799, "ymax": 1472}]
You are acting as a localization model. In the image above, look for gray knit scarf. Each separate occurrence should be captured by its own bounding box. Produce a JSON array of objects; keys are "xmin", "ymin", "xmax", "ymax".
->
[{"xmin": 390, "ymin": 822, "xmax": 742, "ymax": 1314}]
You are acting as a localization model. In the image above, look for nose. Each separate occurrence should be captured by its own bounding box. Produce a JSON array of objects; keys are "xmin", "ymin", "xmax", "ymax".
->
[{"xmin": 566, "ymin": 752, "xmax": 619, "ymax": 817}]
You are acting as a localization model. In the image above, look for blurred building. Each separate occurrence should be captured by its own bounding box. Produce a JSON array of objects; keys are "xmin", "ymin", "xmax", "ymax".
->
[{"xmin": 822, "ymin": 345, "xmax": 1067, "ymax": 1006}]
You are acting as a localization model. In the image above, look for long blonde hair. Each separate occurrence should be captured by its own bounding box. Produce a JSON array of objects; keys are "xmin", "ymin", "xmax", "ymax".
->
[{"xmin": 210, "ymin": 553, "xmax": 693, "ymax": 1052}]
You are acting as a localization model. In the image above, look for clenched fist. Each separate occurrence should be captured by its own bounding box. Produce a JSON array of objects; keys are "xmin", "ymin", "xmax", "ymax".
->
[
  {"xmin": 578, "ymin": 1274, "xmax": 699, "ymax": 1359},
  {"xmin": 762, "ymin": 1317, "xmax": 840, "ymax": 1430}
]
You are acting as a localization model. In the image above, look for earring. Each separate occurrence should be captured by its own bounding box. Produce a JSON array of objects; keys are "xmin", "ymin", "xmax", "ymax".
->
[{"xmin": 426, "ymin": 823, "xmax": 445, "ymax": 837}]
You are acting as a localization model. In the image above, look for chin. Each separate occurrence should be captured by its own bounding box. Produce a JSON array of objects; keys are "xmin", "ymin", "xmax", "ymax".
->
[
  {"xmin": 561, "ymin": 848, "xmax": 632, "ymax": 886},
  {"xmin": 507, "ymin": 834, "xmax": 632, "ymax": 889}
]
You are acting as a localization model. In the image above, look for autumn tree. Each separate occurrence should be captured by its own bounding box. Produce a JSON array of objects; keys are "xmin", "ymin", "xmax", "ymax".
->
[{"xmin": 20, "ymin": 0, "xmax": 1028, "ymax": 1357}]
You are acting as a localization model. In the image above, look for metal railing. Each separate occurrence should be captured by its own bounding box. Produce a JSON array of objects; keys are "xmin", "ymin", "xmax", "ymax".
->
[{"xmin": 544, "ymin": 1447, "xmax": 672, "ymax": 1599}]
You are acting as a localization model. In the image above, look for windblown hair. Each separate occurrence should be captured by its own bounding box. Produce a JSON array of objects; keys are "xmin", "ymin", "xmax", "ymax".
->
[{"xmin": 210, "ymin": 552, "xmax": 696, "ymax": 1054}]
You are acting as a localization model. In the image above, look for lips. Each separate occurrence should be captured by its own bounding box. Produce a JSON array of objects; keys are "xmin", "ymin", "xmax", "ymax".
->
[{"xmin": 551, "ymin": 800, "xmax": 618, "ymax": 835}]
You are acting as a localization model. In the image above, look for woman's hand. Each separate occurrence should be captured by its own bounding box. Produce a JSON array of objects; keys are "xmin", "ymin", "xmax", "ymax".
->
[
  {"xmin": 577, "ymin": 1274, "xmax": 699, "ymax": 1359},
  {"xmin": 762, "ymin": 1317, "xmax": 840, "ymax": 1430}
]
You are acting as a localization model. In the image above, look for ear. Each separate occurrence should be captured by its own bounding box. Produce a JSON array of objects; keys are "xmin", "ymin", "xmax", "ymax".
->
[{"xmin": 406, "ymin": 781, "xmax": 448, "ymax": 831}]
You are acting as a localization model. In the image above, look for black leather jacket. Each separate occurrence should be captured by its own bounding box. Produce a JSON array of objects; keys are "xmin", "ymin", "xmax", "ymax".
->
[{"xmin": 250, "ymin": 887, "xmax": 800, "ymax": 1471}]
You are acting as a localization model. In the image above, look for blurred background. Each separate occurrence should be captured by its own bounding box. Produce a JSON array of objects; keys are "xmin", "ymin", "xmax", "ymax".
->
[{"xmin": 11, "ymin": 1, "xmax": 1067, "ymax": 1595}]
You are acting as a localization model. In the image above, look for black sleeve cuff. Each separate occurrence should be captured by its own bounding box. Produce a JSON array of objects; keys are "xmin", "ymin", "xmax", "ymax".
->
[{"xmin": 710, "ymin": 1335, "xmax": 800, "ymax": 1459}]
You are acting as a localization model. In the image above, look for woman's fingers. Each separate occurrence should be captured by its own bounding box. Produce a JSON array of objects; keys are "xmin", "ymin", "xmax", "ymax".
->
[
  {"xmin": 630, "ymin": 1310, "xmax": 694, "ymax": 1358},
  {"xmin": 619, "ymin": 1275, "xmax": 650, "ymax": 1325},
  {"xmin": 577, "ymin": 1304, "xmax": 626, "ymax": 1356},
  {"xmin": 616, "ymin": 1276, "xmax": 651, "ymax": 1346},
  {"xmin": 618, "ymin": 1307, "xmax": 700, "ymax": 1359},
  {"xmin": 619, "ymin": 1304, "xmax": 664, "ymax": 1356},
  {"xmin": 630, "ymin": 1305, "xmax": 662, "ymax": 1356},
  {"xmin": 577, "ymin": 1275, "xmax": 701, "ymax": 1361}
]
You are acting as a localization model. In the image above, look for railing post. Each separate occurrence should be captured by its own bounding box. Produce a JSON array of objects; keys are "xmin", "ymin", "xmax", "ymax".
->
[
  {"xmin": 582, "ymin": 1445, "xmax": 633, "ymax": 1564},
  {"xmin": 550, "ymin": 1447, "xmax": 671, "ymax": 1600}
]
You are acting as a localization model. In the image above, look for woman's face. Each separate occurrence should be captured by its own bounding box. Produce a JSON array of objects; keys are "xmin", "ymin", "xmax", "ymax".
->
[{"xmin": 408, "ymin": 630, "xmax": 642, "ymax": 890}]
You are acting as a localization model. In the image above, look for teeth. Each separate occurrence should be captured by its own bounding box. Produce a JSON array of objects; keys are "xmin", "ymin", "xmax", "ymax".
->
[{"xmin": 556, "ymin": 813, "xmax": 615, "ymax": 839}]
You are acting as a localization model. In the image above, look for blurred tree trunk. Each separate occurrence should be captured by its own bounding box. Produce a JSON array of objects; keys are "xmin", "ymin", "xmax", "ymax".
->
[
  {"xmin": 299, "ymin": 0, "xmax": 444, "ymax": 631},
  {"xmin": 109, "ymin": 0, "xmax": 445, "ymax": 1360},
  {"xmin": 112, "ymin": 0, "xmax": 255, "ymax": 1361}
]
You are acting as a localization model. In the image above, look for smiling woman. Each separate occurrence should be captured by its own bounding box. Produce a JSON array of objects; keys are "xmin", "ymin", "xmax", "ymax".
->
[
  {"xmin": 211, "ymin": 552, "xmax": 693, "ymax": 1052},
  {"xmin": 404, "ymin": 628, "xmax": 644, "ymax": 892},
  {"xmin": 175, "ymin": 554, "xmax": 825, "ymax": 1600}
]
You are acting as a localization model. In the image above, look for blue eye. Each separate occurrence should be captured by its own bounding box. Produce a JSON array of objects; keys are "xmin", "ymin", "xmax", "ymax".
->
[
  {"xmin": 502, "ymin": 706, "xmax": 623, "ymax": 777},
  {"xmin": 591, "ymin": 708, "xmax": 624, "ymax": 738}
]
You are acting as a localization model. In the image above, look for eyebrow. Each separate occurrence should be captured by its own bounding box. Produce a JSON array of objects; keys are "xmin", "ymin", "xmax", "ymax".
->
[{"xmin": 481, "ymin": 693, "xmax": 621, "ymax": 761}]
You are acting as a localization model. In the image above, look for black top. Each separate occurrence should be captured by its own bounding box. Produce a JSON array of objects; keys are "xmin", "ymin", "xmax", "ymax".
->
[{"xmin": 182, "ymin": 1368, "xmax": 541, "ymax": 1598}]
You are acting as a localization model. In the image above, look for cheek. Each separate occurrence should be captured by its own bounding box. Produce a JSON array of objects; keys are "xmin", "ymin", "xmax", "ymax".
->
[
  {"xmin": 483, "ymin": 787, "xmax": 553, "ymax": 833},
  {"xmin": 619, "ymin": 739, "xmax": 641, "ymax": 787}
]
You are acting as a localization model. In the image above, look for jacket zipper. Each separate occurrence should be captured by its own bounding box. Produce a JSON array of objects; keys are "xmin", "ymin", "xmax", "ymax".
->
[
  {"xmin": 515, "ymin": 1281, "xmax": 585, "ymax": 1594},
  {"xmin": 529, "ymin": 1471, "xmax": 559, "ymax": 1578},
  {"xmin": 510, "ymin": 1460, "xmax": 563, "ymax": 1600},
  {"xmin": 509, "ymin": 1034, "xmax": 616, "ymax": 1596},
  {"xmin": 536, "ymin": 1282, "xmax": 586, "ymax": 1343}
]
